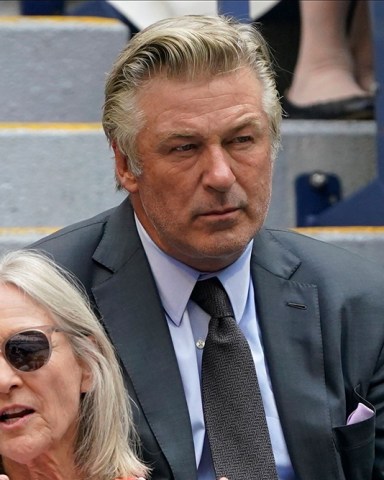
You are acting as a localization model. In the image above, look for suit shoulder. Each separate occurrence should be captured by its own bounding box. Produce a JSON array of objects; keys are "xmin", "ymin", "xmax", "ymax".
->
[
  {"xmin": 265, "ymin": 227, "xmax": 384, "ymax": 280},
  {"xmin": 29, "ymin": 207, "xmax": 115, "ymax": 269}
]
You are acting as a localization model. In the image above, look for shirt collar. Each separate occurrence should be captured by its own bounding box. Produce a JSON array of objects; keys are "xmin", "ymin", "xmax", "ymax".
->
[{"xmin": 135, "ymin": 215, "xmax": 253, "ymax": 325}]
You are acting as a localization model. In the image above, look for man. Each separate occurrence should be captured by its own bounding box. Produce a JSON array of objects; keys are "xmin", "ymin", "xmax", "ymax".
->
[{"xmin": 33, "ymin": 15, "xmax": 384, "ymax": 480}]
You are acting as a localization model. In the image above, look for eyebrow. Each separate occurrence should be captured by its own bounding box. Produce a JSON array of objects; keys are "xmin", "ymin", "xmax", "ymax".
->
[
  {"xmin": 160, "ymin": 131, "xmax": 197, "ymax": 142},
  {"xmin": 228, "ymin": 117, "xmax": 264, "ymax": 135},
  {"xmin": 158, "ymin": 116, "xmax": 264, "ymax": 145}
]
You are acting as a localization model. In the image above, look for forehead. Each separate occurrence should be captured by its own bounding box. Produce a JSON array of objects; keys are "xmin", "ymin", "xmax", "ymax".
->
[
  {"xmin": 135, "ymin": 67, "xmax": 266, "ymax": 135},
  {"xmin": 0, "ymin": 284, "xmax": 53, "ymax": 333}
]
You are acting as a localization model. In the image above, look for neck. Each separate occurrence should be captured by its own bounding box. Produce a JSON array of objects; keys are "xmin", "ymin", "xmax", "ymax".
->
[{"xmin": 2, "ymin": 453, "xmax": 84, "ymax": 480}]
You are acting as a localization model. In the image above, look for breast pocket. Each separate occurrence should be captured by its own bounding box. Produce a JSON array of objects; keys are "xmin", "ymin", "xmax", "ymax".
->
[{"xmin": 333, "ymin": 390, "xmax": 376, "ymax": 480}]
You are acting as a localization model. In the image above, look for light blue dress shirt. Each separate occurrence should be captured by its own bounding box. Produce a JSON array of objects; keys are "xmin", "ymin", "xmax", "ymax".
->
[{"xmin": 135, "ymin": 216, "xmax": 296, "ymax": 480}]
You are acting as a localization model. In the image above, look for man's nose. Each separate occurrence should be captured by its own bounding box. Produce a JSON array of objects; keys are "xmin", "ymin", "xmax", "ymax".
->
[
  {"xmin": 0, "ymin": 356, "xmax": 22, "ymax": 393},
  {"xmin": 202, "ymin": 146, "xmax": 236, "ymax": 192}
]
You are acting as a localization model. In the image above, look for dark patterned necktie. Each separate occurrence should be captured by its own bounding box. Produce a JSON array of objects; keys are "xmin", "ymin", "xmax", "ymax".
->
[{"xmin": 191, "ymin": 277, "xmax": 278, "ymax": 480}]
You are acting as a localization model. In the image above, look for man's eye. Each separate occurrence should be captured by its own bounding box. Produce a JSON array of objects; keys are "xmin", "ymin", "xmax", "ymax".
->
[
  {"xmin": 174, "ymin": 144, "xmax": 196, "ymax": 152},
  {"xmin": 232, "ymin": 135, "xmax": 253, "ymax": 144}
]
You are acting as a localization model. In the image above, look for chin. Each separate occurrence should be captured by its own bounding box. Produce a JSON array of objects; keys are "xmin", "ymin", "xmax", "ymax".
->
[
  {"xmin": 187, "ymin": 241, "xmax": 249, "ymax": 270},
  {"xmin": 206, "ymin": 232, "xmax": 254, "ymax": 255},
  {"xmin": 1, "ymin": 439, "xmax": 49, "ymax": 464}
]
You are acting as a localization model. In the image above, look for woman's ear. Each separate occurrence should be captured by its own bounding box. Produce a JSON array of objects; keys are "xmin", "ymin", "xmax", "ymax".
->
[
  {"xmin": 80, "ymin": 360, "xmax": 93, "ymax": 394},
  {"xmin": 78, "ymin": 337, "xmax": 96, "ymax": 394},
  {"xmin": 113, "ymin": 143, "xmax": 139, "ymax": 193}
]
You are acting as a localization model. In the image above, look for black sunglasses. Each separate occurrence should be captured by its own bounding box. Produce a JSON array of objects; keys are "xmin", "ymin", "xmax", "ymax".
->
[{"xmin": 0, "ymin": 326, "xmax": 65, "ymax": 373}]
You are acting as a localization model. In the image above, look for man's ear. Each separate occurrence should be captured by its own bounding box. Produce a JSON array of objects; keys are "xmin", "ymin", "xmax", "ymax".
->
[{"xmin": 113, "ymin": 143, "xmax": 139, "ymax": 193}]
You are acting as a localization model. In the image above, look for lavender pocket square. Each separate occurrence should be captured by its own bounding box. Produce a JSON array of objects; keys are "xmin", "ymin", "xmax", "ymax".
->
[{"xmin": 347, "ymin": 402, "xmax": 374, "ymax": 425}]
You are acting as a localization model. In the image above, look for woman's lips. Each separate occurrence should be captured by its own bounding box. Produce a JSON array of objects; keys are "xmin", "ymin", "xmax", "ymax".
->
[{"xmin": 0, "ymin": 406, "xmax": 35, "ymax": 427}]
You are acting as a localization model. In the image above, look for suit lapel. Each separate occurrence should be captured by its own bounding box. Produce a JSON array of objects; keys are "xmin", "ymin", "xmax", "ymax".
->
[
  {"xmin": 90, "ymin": 199, "xmax": 196, "ymax": 480},
  {"xmin": 251, "ymin": 230, "xmax": 341, "ymax": 480}
]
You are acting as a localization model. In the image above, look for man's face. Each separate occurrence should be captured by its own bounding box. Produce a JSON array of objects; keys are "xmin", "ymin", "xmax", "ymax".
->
[{"xmin": 117, "ymin": 67, "xmax": 273, "ymax": 271}]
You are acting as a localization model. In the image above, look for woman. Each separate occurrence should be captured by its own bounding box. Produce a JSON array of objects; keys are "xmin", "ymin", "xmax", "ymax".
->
[
  {"xmin": 0, "ymin": 250, "xmax": 148, "ymax": 480},
  {"xmin": 283, "ymin": 0, "xmax": 374, "ymax": 119}
]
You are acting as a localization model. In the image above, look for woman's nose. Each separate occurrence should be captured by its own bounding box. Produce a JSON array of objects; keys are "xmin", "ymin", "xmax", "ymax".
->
[{"xmin": 0, "ymin": 355, "xmax": 22, "ymax": 393}]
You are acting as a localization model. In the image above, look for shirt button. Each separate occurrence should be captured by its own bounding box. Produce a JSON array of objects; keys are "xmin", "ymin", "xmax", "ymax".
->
[{"xmin": 196, "ymin": 339, "xmax": 205, "ymax": 349}]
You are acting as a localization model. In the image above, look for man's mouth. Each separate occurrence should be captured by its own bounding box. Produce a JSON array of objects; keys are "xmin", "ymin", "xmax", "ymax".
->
[{"xmin": 200, "ymin": 207, "xmax": 239, "ymax": 216}]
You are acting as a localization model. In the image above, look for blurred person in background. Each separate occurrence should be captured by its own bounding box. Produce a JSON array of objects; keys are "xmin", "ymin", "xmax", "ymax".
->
[{"xmin": 283, "ymin": 0, "xmax": 374, "ymax": 119}]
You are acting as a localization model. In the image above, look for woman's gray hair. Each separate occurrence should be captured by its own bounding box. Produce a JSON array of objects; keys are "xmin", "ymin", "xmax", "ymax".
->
[
  {"xmin": 0, "ymin": 250, "xmax": 148, "ymax": 480},
  {"xmin": 102, "ymin": 14, "xmax": 282, "ymax": 182}
]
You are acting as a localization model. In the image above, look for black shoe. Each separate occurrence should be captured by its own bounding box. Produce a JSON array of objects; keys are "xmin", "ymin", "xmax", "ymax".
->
[{"xmin": 281, "ymin": 95, "xmax": 374, "ymax": 120}]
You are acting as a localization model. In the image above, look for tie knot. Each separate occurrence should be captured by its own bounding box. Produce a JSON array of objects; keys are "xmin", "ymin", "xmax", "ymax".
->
[{"xmin": 191, "ymin": 277, "xmax": 234, "ymax": 319}]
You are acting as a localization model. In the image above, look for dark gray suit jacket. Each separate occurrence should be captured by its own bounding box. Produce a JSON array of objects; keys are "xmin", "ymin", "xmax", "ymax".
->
[{"xmin": 32, "ymin": 197, "xmax": 384, "ymax": 480}]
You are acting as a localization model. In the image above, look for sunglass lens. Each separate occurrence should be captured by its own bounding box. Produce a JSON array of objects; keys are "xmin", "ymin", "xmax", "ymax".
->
[{"xmin": 5, "ymin": 331, "xmax": 50, "ymax": 372}]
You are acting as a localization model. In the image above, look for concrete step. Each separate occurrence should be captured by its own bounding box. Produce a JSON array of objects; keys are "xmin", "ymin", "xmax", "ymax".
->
[
  {"xmin": 0, "ymin": 16, "xmax": 128, "ymax": 121},
  {"xmin": 0, "ymin": 226, "xmax": 57, "ymax": 254},
  {"xmin": 0, "ymin": 123, "xmax": 125, "ymax": 228},
  {"xmin": 266, "ymin": 120, "xmax": 377, "ymax": 228},
  {"xmin": 295, "ymin": 227, "xmax": 384, "ymax": 268},
  {"xmin": 0, "ymin": 120, "xmax": 377, "ymax": 228},
  {"xmin": 0, "ymin": 0, "xmax": 20, "ymax": 15},
  {"xmin": 0, "ymin": 120, "xmax": 380, "ymax": 261}
]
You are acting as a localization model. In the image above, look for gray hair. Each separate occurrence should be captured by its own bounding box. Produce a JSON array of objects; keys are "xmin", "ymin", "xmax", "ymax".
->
[
  {"xmin": 0, "ymin": 250, "xmax": 148, "ymax": 480},
  {"xmin": 102, "ymin": 14, "xmax": 282, "ymax": 182}
]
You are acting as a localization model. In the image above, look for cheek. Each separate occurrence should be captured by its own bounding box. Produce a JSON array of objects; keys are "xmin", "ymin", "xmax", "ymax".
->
[
  {"xmin": 43, "ymin": 388, "xmax": 81, "ymax": 445},
  {"xmin": 140, "ymin": 176, "xmax": 191, "ymax": 214},
  {"xmin": 237, "ymin": 164, "xmax": 271, "ymax": 199},
  {"xmin": 44, "ymin": 362, "xmax": 84, "ymax": 425},
  {"xmin": 248, "ymin": 153, "xmax": 272, "ymax": 183}
]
